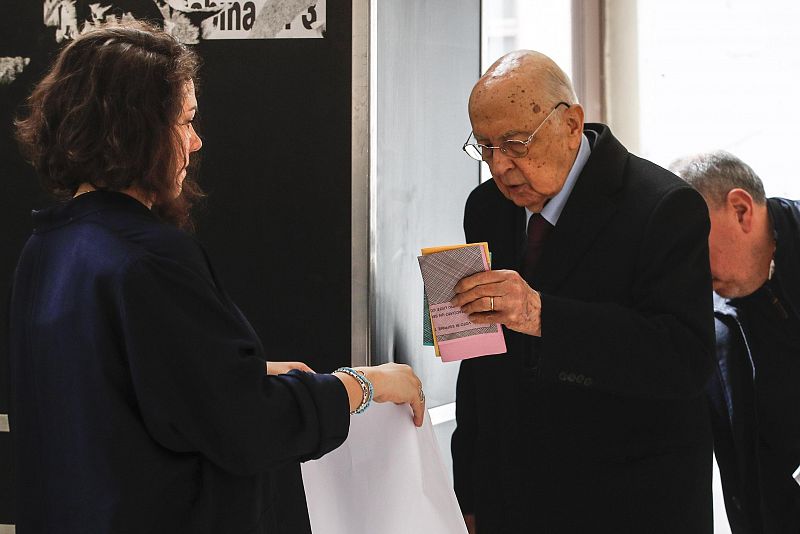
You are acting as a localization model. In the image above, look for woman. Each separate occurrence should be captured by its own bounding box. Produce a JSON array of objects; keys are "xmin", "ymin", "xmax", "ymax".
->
[{"xmin": 10, "ymin": 22, "xmax": 424, "ymax": 534}]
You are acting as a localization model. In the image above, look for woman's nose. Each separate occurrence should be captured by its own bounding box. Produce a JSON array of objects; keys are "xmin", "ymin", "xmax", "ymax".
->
[{"xmin": 190, "ymin": 124, "xmax": 202, "ymax": 152}]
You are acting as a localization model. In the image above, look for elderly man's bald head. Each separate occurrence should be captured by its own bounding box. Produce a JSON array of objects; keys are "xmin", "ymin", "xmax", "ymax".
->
[
  {"xmin": 469, "ymin": 50, "xmax": 578, "ymax": 120},
  {"xmin": 466, "ymin": 50, "xmax": 584, "ymax": 213}
]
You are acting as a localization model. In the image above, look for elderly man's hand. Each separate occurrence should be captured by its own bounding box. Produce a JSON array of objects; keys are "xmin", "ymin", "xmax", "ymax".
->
[{"xmin": 451, "ymin": 269, "xmax": 542, "ymax": 337}]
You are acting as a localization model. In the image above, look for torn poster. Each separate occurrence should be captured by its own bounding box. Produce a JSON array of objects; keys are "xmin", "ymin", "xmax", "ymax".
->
[
  {"xmin": 42, "ymin": 0, "xmax": 325, "ymax": 44},
  {"xmin": 0, "ymin": 57, "xmax": 31, "ymax": 85},
  {"xmin": 202, "ymin": 0, "xmax": 325, "ymax": 39}
]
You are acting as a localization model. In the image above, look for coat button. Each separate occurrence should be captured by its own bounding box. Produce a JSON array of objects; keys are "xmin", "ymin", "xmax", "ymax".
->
[
  {"xmin": 558, "ymin": 371, "xmax": 567, "ymax": 381},
  {"xmin": 567, "ymin": 373, "xmax": 576, "ymax": 382},
  {"xmin": 576, "ymin": 374, "xmax": 584, "ymax": 384},
  {"xmin": 584, "ymin": 377, "xmax": 593, "ymax": 386}
]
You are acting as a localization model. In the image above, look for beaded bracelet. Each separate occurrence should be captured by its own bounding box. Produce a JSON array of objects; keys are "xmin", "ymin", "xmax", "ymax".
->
[{"xmin": 334, "ymin": 367, "xmax": 374, "ymax": 415}]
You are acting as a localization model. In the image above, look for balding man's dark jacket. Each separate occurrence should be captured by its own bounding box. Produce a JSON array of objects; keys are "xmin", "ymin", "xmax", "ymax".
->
[
  {"xmin": 9, "ymin": 191, "xmax": 349, "ymax": 533},
  {"xmin": 452, "ymin": 124, "xmax": 716, "ymax": 533},
  {"xmin": 708, "ymin": 197, "xmax": 800, "ymax": 534}
]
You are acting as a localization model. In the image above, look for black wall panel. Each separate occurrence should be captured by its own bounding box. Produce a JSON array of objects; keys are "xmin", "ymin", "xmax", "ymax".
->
[{"xmin": 0, "ymin": 1, "xmax": 351, "ymax": 524}]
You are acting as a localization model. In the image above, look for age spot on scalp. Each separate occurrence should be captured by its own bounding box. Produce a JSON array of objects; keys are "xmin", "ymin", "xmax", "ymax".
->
[{"xmin": 532, "ymin": 103, "xmax": 541, "ymax": 113}]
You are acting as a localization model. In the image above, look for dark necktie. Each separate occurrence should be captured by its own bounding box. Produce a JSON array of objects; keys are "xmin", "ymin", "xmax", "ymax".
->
[{"xmin": 523, "ymin": 213, "xmax": 552, "ymax": 279}]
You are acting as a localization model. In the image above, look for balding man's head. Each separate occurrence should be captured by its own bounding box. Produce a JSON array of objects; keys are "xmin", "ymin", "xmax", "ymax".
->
[
  {"xmin": 669, "ymin": 150, "xmax": 774, "ymax": 298},
  {"xmin": 669, "ymin": 150, "xmax": 766, "ymax": 209}
]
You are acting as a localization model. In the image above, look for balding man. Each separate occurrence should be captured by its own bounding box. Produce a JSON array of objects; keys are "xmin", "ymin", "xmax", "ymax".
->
[
  {"xmin": 450, "ymin": 51, "xmax": 716, "ymax": 533},
  {"xmin": 671, "ymin": 151, "xmax": 800, "ymax": 534}
]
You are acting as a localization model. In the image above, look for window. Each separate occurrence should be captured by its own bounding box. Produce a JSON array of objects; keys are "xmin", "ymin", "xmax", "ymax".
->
[
  {"xmin": 635, "ymin": 0, "xmax": 800, "ymax": 198},
  {"xmin": 482, "ymin": 0, "xmax": 572, "ymax": 77}
]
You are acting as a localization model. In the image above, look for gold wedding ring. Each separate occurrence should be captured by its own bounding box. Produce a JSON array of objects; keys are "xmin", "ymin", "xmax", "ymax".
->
[
  {"xmin": 418, "ymin": 385, "xmax": 425, "ymax": 403},
  {"xmin": 490, "ymin": 296, "xmax": 494, "ymax": 312}
]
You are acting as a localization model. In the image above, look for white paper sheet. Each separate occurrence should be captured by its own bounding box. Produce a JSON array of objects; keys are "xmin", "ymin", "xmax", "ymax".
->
[
  {"xmin": 301, "ymin": 403, "xmax": 468, "ymax": 534},
  {"xmin": 793, "ymin": 464, "xmax": 800, "ymax": 487}
]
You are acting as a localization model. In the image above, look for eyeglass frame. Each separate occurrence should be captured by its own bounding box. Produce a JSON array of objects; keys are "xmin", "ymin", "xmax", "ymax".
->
[{"xmin": 462, "ymin": 101, "xmax": 571, "ymax": 162}]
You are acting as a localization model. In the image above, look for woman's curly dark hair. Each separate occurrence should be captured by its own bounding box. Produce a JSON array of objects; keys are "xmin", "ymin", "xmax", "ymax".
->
[{"xmin": 14, "ymin": 21, "xmax": 204, "ymax": 230}]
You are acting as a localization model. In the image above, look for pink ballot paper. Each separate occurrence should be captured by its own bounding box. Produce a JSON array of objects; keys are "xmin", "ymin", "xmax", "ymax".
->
[{"xmin": 418, "ymin": 243, "xmax": 506, "ymax": 361}]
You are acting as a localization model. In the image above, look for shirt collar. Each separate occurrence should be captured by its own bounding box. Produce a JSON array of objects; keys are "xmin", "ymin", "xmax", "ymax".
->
[{"xmin": 526, "ymin": 133, "xmax": 591, "ymax": 227}]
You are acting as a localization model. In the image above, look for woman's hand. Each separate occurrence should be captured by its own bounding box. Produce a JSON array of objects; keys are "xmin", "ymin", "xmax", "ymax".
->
[
  {"xmin": 265, "ymin": 361, "xmax": 315, "ymax": 375},
  {"xmin": 357, "ymin": 363, "xmax": 426, "ymax": 427},
  {"xmin": 333, "ymin": 363, "xmax": 425, "ymax": 427}
]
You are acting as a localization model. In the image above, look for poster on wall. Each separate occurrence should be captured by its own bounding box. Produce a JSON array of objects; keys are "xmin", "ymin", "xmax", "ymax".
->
[
  {"xmin": 0, "ymin": 57, "xmax": 31, "ymax": 86},
  {"xmin": 42, "ymin": 0, "xmax": 325, "ymax": 45}
]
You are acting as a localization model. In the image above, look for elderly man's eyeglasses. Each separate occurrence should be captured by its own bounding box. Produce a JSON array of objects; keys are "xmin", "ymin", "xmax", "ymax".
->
[{"xmin": 462, "ymin": 101, "xmax": 571, "ymax": 162}]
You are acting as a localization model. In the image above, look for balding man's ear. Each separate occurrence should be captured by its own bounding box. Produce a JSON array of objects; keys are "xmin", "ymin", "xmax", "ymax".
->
[{"xmin": 727, "ymin": 188, "xmax": 755, "ymax": 232}]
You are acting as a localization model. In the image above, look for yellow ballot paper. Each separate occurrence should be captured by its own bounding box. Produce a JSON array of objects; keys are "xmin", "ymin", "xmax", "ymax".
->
[{"xmin": 418, "ymin": 243, "xmax": 506, "ymax": 361}]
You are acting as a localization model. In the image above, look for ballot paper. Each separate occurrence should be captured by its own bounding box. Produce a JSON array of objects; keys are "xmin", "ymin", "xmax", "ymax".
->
[
  {"xmin": 794, "ymin": 464, "xmax": 800, "ymax": 487},
  {"xmin": 301, "ymin": 403, "xmax": 468, "ymax": 534},
  {"xmin": 418, "ymin": 243, "xmax": 506, "ymax": 361}
]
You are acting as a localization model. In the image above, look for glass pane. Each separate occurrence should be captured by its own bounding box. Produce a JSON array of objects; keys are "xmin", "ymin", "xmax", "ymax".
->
[
  {"xmin": 481, "ymin": 0, "xmax": 572, "ymax": 75},
  {"xmin": 637, "ymin": 0, "xmax": 800, "ymax": 198}
]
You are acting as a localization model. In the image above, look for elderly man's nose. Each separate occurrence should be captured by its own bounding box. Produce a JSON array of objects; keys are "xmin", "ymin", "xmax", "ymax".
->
[{"xmin": 489, "ymin": 149, "xmax": 515, "ymax": 175}]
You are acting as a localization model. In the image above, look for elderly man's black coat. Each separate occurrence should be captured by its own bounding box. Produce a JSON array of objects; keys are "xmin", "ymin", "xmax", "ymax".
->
[{"xmin": 452, "ymin": 124, "xmax": 716, "ymax": 533}]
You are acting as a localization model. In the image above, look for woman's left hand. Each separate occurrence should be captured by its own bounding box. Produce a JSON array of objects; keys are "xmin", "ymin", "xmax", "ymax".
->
[{"xmin": 266, "ymin": 361, "xmax": 315, "ymax": 375}]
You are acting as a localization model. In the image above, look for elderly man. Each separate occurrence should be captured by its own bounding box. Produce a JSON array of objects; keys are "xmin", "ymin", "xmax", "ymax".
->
[
  {"xmin": 450, "ymin": 50, "xmax": 716, "ymax": 533},
  {"xmin": 671, "ymin": 151, "xmax": 800, "ymax": 534}
]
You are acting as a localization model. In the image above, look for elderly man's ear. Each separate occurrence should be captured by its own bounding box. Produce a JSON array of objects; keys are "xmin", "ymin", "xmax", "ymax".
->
[
  {"xmin": 565, "ymin": 104, "xmax": 585, "ymax": 148},
  {"xmin": 726, "ymin": 188, "xmax": 756, "ymax": 232}
]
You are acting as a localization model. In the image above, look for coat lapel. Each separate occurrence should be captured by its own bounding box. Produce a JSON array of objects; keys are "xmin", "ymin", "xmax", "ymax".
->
[{"xmin": 530, "ymin": 124, "xmax": 628, "ymax": 292}]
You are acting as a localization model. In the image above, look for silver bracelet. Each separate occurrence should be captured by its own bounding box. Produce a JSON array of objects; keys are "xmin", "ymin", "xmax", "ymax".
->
[{"xmin": 334, "ymin": 367, "xmax": 374, "ymax": 414}]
